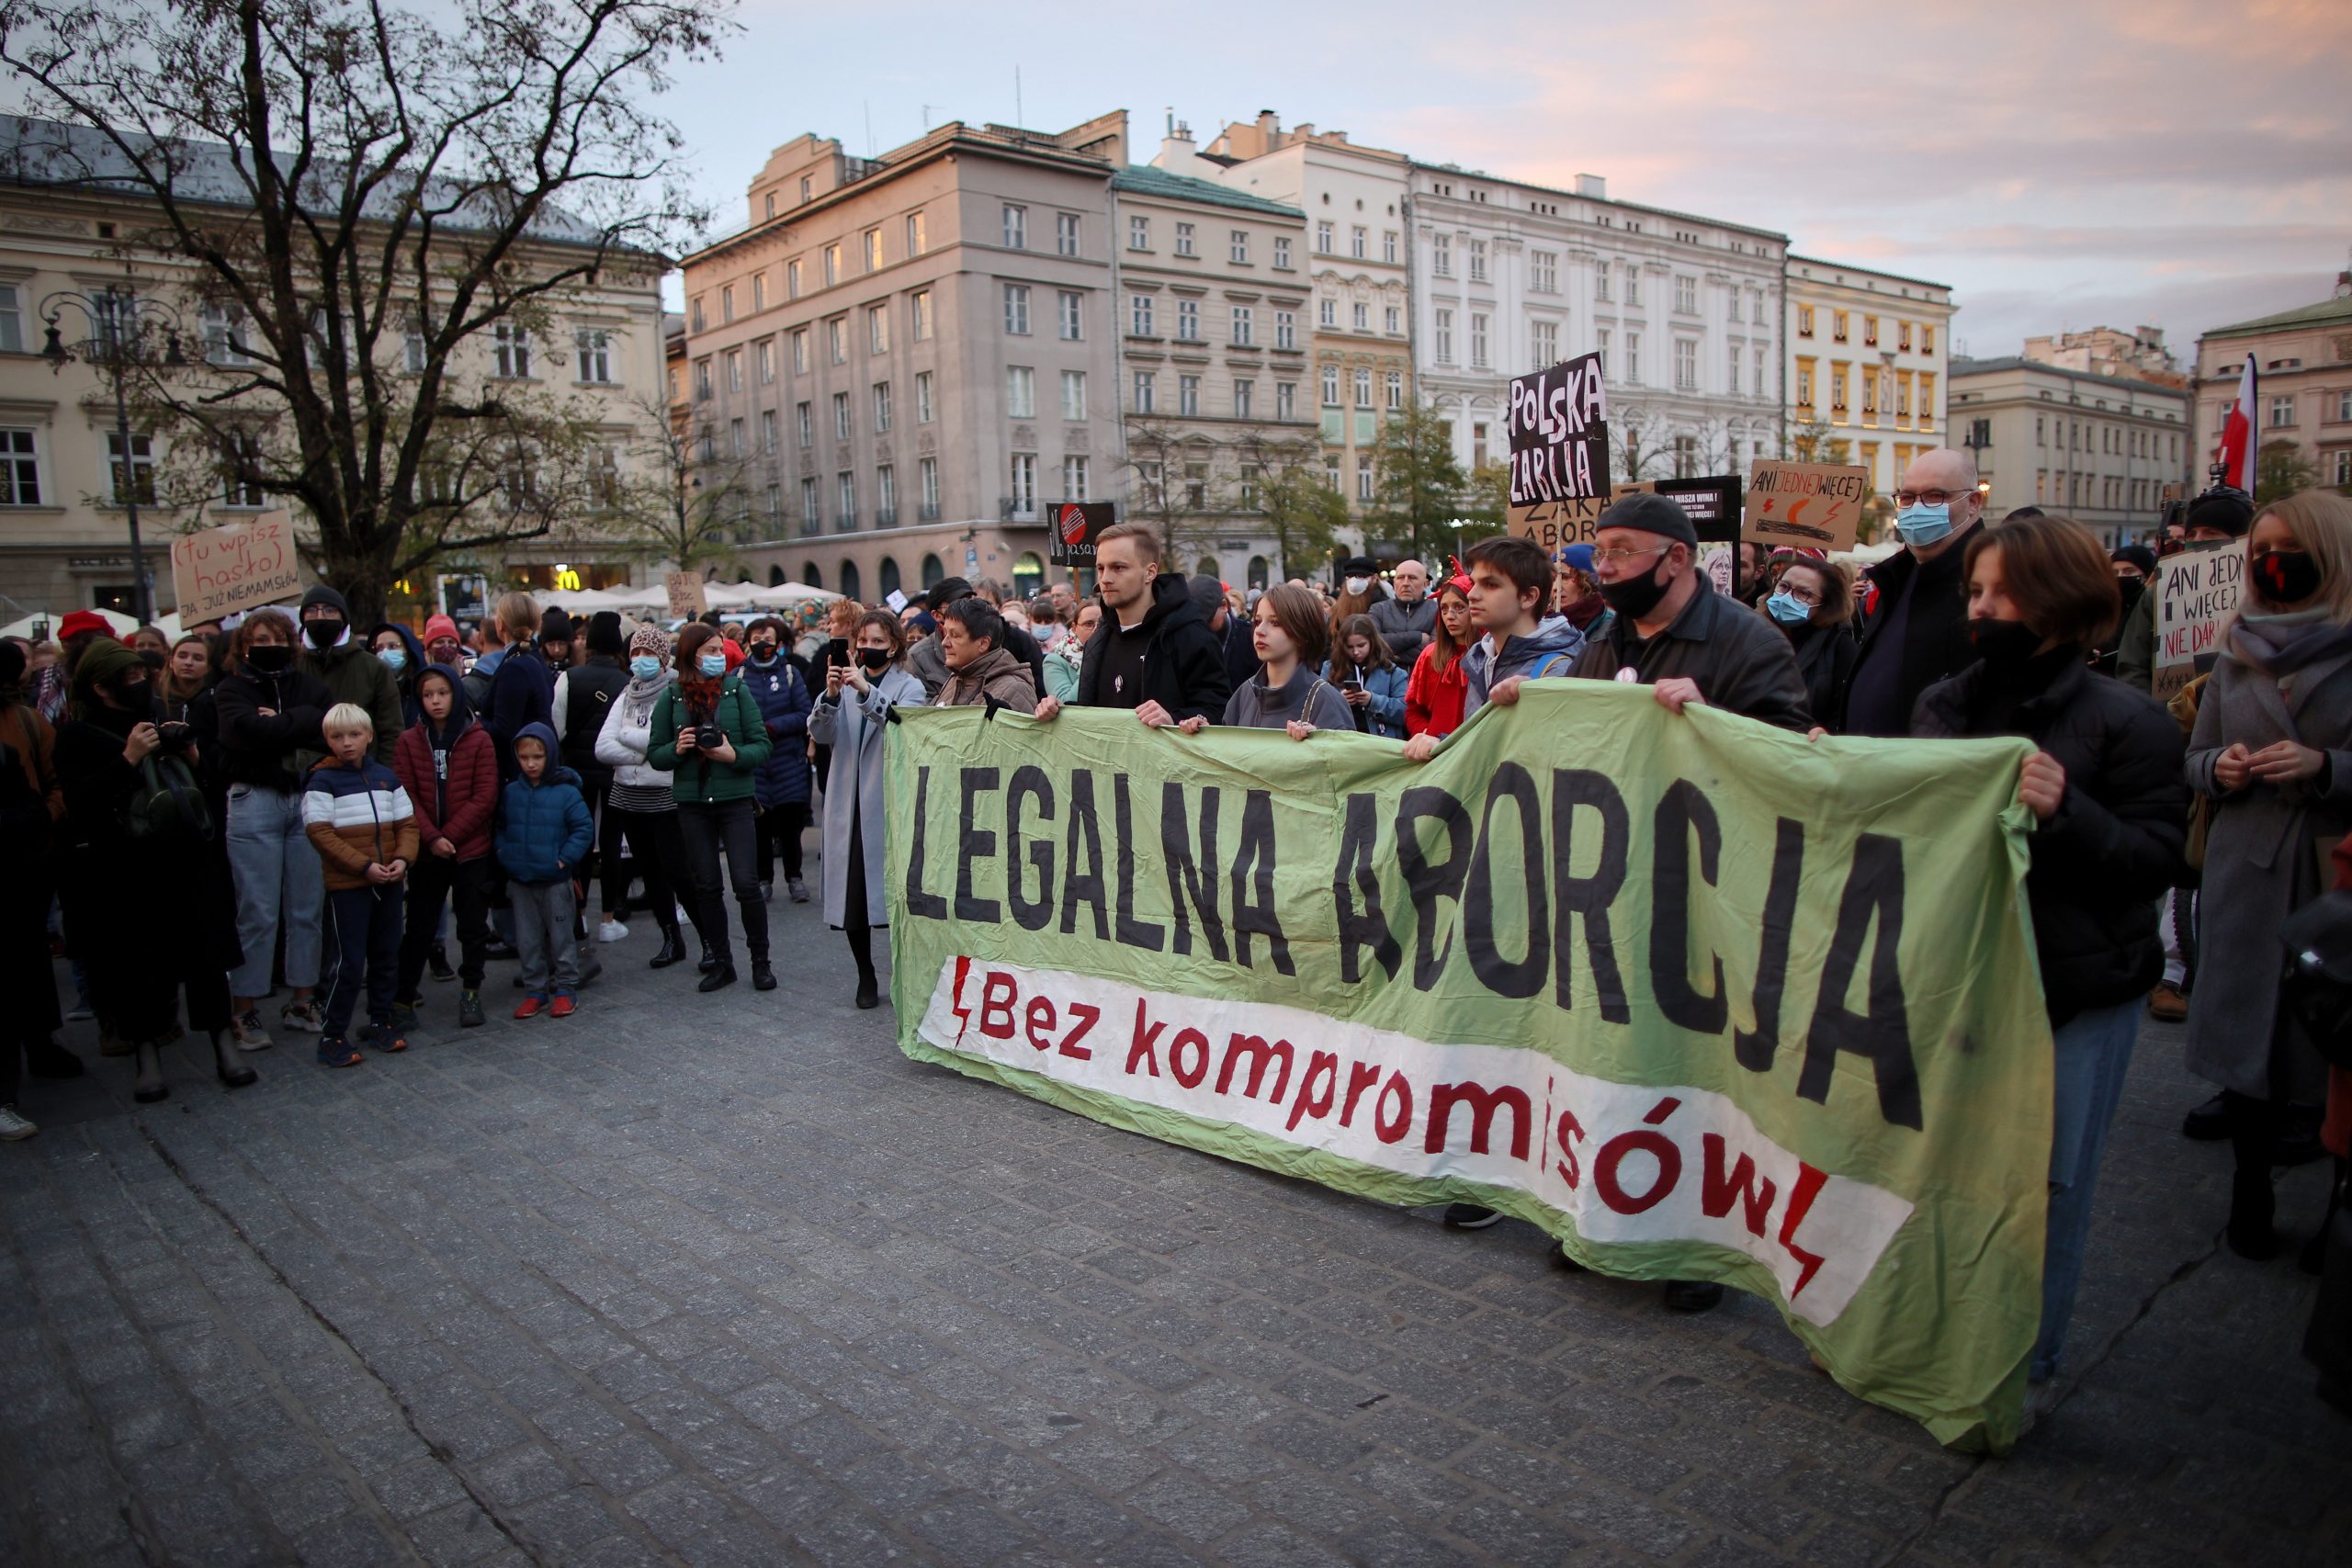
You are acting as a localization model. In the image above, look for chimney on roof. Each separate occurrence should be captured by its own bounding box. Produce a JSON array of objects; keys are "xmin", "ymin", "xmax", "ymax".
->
[
  {"xmin": 1576, "ymin": 173, "xmax": 1607, "ymax": 200},
  {"xmin": 2337, "ymin": 268, "xmax": 2351, "ymax": 299},
  {"xmin": 1257, "ymin": 109, "xmax": 1278, "ymax": 137}
]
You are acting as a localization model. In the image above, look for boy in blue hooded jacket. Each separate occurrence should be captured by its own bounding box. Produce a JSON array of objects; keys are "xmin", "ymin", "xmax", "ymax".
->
[{"xmin": 495, "ymin": 722, "xmax": 592, "ymax": 1018}]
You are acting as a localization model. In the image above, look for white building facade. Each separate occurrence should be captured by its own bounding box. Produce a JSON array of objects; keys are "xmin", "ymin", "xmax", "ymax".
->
[{"xmin": 1407, "ymin": 168, "xmax": 1786, "ymax": 487}]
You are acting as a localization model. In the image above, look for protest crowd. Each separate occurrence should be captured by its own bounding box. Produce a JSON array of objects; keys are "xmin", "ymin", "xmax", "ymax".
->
[{"xmin": 1, "ymin": 448, "xmax": 2346, "ymax": 1421}]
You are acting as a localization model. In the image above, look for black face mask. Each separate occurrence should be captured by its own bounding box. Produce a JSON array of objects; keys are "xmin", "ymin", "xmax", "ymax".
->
[
  {"xmin": 112, "ymin": 674, "xmax": 151, "ymax": 706},
  {"xmin": 2253, "ymin": 548, "xmax": 2323, "ymax": 607},
  {"xmin": 304, "ymin": 616, "xmax": 345, "ymax": 649},
  {"xmin": 749, "ymin": 642, "xmax": 778, "ymax": 662},
  {"xmin": 246, "ymin": 643, "xmax": 294, "ymax": 674},
  {"xmin": 1598, "ymin": 558, "xmax": 1671, "ymax": 621},
  {"xmin": 1968, "ymin": 616, "xmax": 2043, "ymax": 672},
  {"xmin": 2115, "ymin": 577, "xmax": 2146, "ymax": 618},
  {"xmin": 857, "ymin": 648, "xmax": 891, "ymax": 674}
]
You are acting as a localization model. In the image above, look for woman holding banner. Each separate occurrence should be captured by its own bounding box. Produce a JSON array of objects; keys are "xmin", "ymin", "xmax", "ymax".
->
[
  {"xmin": 1912, "ymin": 512, "xmax": 2187, "ymax": 1382},
  {"xmin": 2182, "ymin": 490, "xmax": 2352, "ymax": 1262}
]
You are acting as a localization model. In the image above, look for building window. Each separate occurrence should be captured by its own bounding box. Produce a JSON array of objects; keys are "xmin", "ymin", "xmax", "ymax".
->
[
  {"xmin": 1318, "ymin": 296, "xmax": 1337, "ymax": 329},
  {"xmin": 786, "ymin": 259, "xmax": 803, "ymax": 299},
  {"xmin": 1352, "ymin": 226, "xmax": 1368, "ymax": 260},
  {"xmin": 690, "ymin": 297, "xmax": 705, "ymax": 333},
  {"xmin": 797, "ymin": 400, "xmax": 812, "ymax": 446},
  {"xmin": 906, "ymin": 211, "xmax": 927, "ymax": 255},
  {"xmin": 1472, "ymin": 422, "xmax": 1489, "ymax": 468},
  {"xmin": 1273, "ymin": 236, "xmax": 1292, "ymax": 269},
  {"xmin": 868, "ymin": 304, "xmax": 890, "ymax": 354},
  {"xmin": 1057, "ymin": 290, "xmax": 1083, "ymax": 341},
  {"xmin": 1470, "ymin": 313, "xmax": 1488, "ymax": 368},
  {"xmin": 1727, "ymin": 344, "xmax": 1739, "ymax": 394},
  {"xmin": 1179, "ymin": 375, "xmax": 1200, "ymax": 417},
  {"xmin": 1275, "ymin": 310, "xmax": 1295, "ymax": 350},
  {"xmin": 1061, "ymin": 369, "xmax": 1087, "ymax": 421},
  {"xmin": 1434, "ymin": 308, "xmax": 1453, "ymax": 364},
  {"xmin": 1232, "ymin": 305, "xmax": 1253, "ymax": 346},
  {"xmin": 1131, "ymin": 294, "xmax": 1155, "ymax": 336},
  {"xmin": 1129, "ymin": 215, "xmax": 1150, "ymax": 251},
  {"xmin": 1833, "ymin": 310, "xmax": 1849, "ymax": 343},
  {"xmin": 876, "ymin": 464, "xmax": 896, "ymax": 520},
  {"xmin": 1625, "ymin": 271, "xmax": 1642, "ymax": 308},
  {"xmin": 724, "ymin": 348, "xmax": 742, "ymax": 392},
  {"xmin": 693, "ymin": 358, "xmax": 712, "ymax": 400},
  {"xmin": 838, "ymin": 470, "xmax": 856, "ymax": 528},
  {"xmin": 1674, "ymin": 275, "xmax": 1697, "ymax": 314},
  {"xmin": 802, "ymin": 477, "xmax": 820, "ymax": 528},
  {"xmin": 872, "ymin": 381, "xmax": 892, "ymax": 433},
  {"xmin": 728, "ymin": 417, "xmax": 745, "ymax": 457},
  {"xmin": 1595, "ymin": 260, "xmax": 1611, "ymax": 301},
  {"xmin": 910, "ymin": 290, "xmax": 932, "ymax": 341},
  {"xmin": 1383, "ymin": 231, "xmax": 1398, "ymax": 265},
  {"xmin": 0, "ymin": 285, "xmax": 26, "ymax": 353},
  {"xmin": 1134, "ymin": 370, "xmax": 1156, "ymax": 412},
  {"xmin": 754, "ymin": 337, "xmax": 775, "ymax": 384},
  {"xmin": 1317, "ymin": 220, "xmax": 1334, "ymax": 254},
  {"xmin": 1003, "ymin": 285, "xmax": 1030, "ymax": 335},
  {"xmin": 1234, "ymin": 378, "xmax": 1254, "ymax": 418},
  {"xmin": 1626, "ymin": 332, "xmax": 1640, "ymax": 382},
  {"xmin": 1468, "ymin": 239, "xmax": 1487, "ymax": 281},
  {"xmin": 1009, "ymin": 453, "xmax": 1037, "ymax": 515},
  {"xmin": 1726, "ymin": 289, "xmax": 1741, "ymax": 324},
  {"xmin": 107, "ymin": 429, "xmax": 158, "ymax": 505},
  {"xmin": 1353, "ymin": 367, "xmax": 1372, "ymax": 408},
  {"xmin": 823, "ymin": 243, "xmax": 842, "ymax": 286},
  {"xmin": 916, "ymin": 371, "xmax": 933, "ymax": 423},
  {"xmin": 1356, "ymin": 452, "xmax": 1374, "ymax": 502},
  {"xmin": 1351, "ymin": 302, "xmax": 1368, "ymax": 333},
  {"xmin": 1532, "ymin": 320, "xmax": 1559, "ymax": 364},
  {"xmin": 827, "ymin": 318, "xmax": 845, "ymax": 363},
  {"xmin": 1532, "ymin": 251, "xmax": 1557, "ymax": 293},
  {"xmin": 1230, "ymin": 229, "xmax": 1250, "ymax": 264},
  {"xmin": 1178, "ymin": 299, "xmax": 1200, "ymax": 340},
  {"xmin": 1175, "ymin": 222, "xmax": 1196, "ymax": 257},
  {"xmin": 760, "ymin": 408, "xmax": 777, "ymax": 452},
  {"xmin": 1321, "ymin": 365, "xmax": 1340, "ymax": 405},
  {"xmin": 1063, "ymin": 455, "xmax": 1090, "ymax": 500},
  {"xmin": 219, "ymin": 431, "xmax": 265, "ymax": 507},
  {"xmin": 403, "ymin": 324, "xmax": 426, "ymax": 374},
  {"xmin": 492, "ymin": 323, "xmax": 531, "ymax": 378},
  {"xmin": 1864, "ymin": 315, "xmax": 1880, "ymax": 347},
  {"xmin": 765, "ymin": 481, "xmax": 781, "ymax": 522},
  {"xmin": 2270, "ymin": 396, "xmax": 2297, "ymax": 428},
  {"xmin": 789, "ymin": 329, "xmax": 808, "ymax": 375},
  {"xmin": 1384, "ymin": 305, "xmax": 1401, "ymax": 335},
  {"xmin": 1003, "ymin": 204, "xmax": 1027, "ymax": 250},
  {"xmin": 1057, "ymin": 211, "xmax": 1080, "ymax": 256},
  {"xmin": 1674, "ymin": 338, "xmax": 1697, "ymax": 391},
  {"xmin": 201, "ymin": 301, "xmax": 251, "ymax": 366},
  {"xmin": 1006, "ymin": 366, "xmax": 1035, "ymax": 420},
  {"xmin": 1385, "ymin": 370, "xmax": 1403, "ymax": 411},
  {"xmin": 832, "ymin": 390, "xmax": 851, "ymax": 439},
  {"xmin": 921, "ymin": 457, "xmax": 940, "ymax": 514},
  {"xmin": 1276, "ymin": 381, "xmax": 1295, "ymax": 420},
  {"xmin": 1432, "ymin": 233, "xmax": 1452, "ymax": 276},
  {"xmin": 861, "ymin": 229, "xmax": 882, "ymax": 273}
]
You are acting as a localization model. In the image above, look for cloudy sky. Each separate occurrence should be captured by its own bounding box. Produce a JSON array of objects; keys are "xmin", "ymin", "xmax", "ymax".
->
[{"xmin": 662, "ymin": 0, "xmax": 2352, "ymax": 365}]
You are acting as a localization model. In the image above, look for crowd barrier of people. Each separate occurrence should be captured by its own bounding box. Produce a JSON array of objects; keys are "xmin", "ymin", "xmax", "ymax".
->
[{"xmin": 1, "ymin": 447, "xmax": 2344, "ymax": 1411}]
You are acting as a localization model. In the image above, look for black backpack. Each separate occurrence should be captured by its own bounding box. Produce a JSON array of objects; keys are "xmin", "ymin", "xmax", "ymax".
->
[{"xmin": 126, "ymin": 752, "xmax": 212, "ymax": 843}]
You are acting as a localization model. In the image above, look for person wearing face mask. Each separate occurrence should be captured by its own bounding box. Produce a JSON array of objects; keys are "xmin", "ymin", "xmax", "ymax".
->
[
  {"xmin": 294, "ymin": 585, "xmax": 401, "ymax": 764},
  {"xmin": 2181, "ymin": 490, "xmax": 2352, "ymax": 1263},
  {"xmin": 2118, "ymin": 486, "xmax": 2252, "ymax": 694},
  {"xmin": 1329, "ymin": 556, "xmax": 1383, "ymax": 638},
  {"xmin": 1759, "ymin": 553, "xmax": 1859, "ymax": 729},
  {"xmin": 1840, "ymin": 449, "xmax": 1988, "ymax": 736},
  {"xmin": 551, "ymin": 612, "xmax": 631, "ymax": 940},
  {"xmin": 2093, "ymin": 547, "xmax": 2157, "ymax": 681},
  {"xmin": 53, "ymin": 640, "xmax": 256, "ymax": 1102},
  {"xmin": 1910, "ymin": 513, "xmax": 2187, "ymax": 1381},
  {"xmin": 594, "ymin": 626, "xmax": 697, "ymax": 970},
  {"xmin": 739, "ymin": 615, "xmax": 815, "ymax": 903},
  {"xmin": 647, "ymin": 625, "xmax": 774, "ymax": 993},
  {"xmin": 422, "ymin": 614, "xmax": 469, "ymax": 677},
  {"xmin": 370, "ymin": 621, "xmax": 427, "ymax": 728},
  {"xmin": 1561, "ymin": 492, "xmax": 1812, "ymax": 738},
  {"xmin": 213, "ymin": 609, "xmax": 335, "ymax": 1044},
  {"xmin": 809, "ymin": 610, "xmax": 927, "ymax": 1009}
]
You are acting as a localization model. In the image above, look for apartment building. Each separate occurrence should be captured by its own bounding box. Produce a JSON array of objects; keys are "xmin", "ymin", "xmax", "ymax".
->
[
  {"xmin": 2191, "ymin": 274, "xmax": 2352, "ymax": 494},
  {"xmin": 676, "ymin": 116, "xmax": 1126, "ymax": 604},
  {"xmin": 1948, "ymin": 355, "xmax": 2191, "ymax": 546},
  {"xmin": 1162, "ymin": 112, "xmax": 1413, "ymax": 531},
  {"xmin": 0, "ymin": 117, "xmax": 667, "ymax": 619},
  {"xmin": 1111, "ymin": 151, "xmax": 1313, "ymax": 584},
  {"xmin": 1784, "ymin": 257, "xmax": 1954, "ymax": 494}
]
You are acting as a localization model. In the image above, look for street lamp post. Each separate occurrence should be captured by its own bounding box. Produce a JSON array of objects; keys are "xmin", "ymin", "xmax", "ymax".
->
[{"xmin": 39, "ymin": 285, "xmax": 187, "ymax": 625}]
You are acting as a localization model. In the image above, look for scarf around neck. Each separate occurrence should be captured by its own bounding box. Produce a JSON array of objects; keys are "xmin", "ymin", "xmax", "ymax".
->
[{"xmin": 2227, "ymin": 607, "xmax": 2352, "ymax": 677}]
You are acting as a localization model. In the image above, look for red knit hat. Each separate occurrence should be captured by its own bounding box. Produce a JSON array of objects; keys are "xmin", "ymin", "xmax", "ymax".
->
[
  {"xmin": 423, "ymin": 614, "xmax": 461, "ymax": 646},
  {"xmin": 58, "ymin": 610, "xmax": 113, "ymax": 641}
]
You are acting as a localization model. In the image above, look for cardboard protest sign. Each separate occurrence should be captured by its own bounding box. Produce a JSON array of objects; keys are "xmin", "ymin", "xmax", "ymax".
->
[
  {"xmin": 1744, "ymin": 460, "xmax": 1870, "ymax": 552},
  {"xmin": 1507, "ymin": 353, "xmax": 1611, "ymax": 540},
  {"xmin": 1049, "ymin": 501, "xmax": 1114, "ymax": 569},
  {"xmin": 171, "ymin": 512, "xmax": 302, "ymax": 622},
  {"xmin": 2154, "ymin": 539, "xmax": 2246, "ymax": 698},
  {"xmin": 664, "ymin": 570, "xmax": 708, "ymax": 618},
  {"xmin": 888, "ymin": 686, "xmax": 2052, "ymax": 1452}
]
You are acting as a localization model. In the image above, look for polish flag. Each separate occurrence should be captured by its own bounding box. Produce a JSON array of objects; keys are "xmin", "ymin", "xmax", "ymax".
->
[{"xmin": 2217, "ymin": 353, "xmax": 2257, "ymax": 491}]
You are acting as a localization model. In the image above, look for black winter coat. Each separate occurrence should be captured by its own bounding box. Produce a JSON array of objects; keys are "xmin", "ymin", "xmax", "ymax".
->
[
  {"xmin": 1075, "ymin": 573, "xmax": 1234, "ymax": 723},
  {"xmin": 1913, "ymin": 654, "xmax": 2188, "ymax": 1025},
  {"xmin": 212, "ymin": 662, "xmax": 334, "ymax": 793},
  {"xmin": 1843, "ymin": 529, "xmax": 1981, "ymax": 736},
  {"xmin": 1787, "ymin": 622, "xmax": 1859, "ymax": 734}
]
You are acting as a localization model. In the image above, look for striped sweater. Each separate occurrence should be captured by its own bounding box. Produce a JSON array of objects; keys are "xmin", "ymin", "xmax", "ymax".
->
[{"xmin": 302, "ymin": 755, "xmax": 421, "ymax": 891}]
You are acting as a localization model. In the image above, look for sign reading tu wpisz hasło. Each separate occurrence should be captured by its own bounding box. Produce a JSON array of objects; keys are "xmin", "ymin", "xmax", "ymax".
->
[{"xmin": 886, "ymin": 686, "xmax": 2052, "ymax": 1452}]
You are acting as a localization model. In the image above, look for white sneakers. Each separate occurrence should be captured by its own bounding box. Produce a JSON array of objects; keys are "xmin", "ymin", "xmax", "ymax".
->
[
  {"xmin": 598, "ymin": 917, "xmax": 629, "ymax": 943},
  {"xmin": 0, "ymin": 1106, "xmax": 36, "ymax": 1142},
  {"xmin": 278, "ymin": 1000, "xmax": 322, "ymax": 1033},
  {"xmin": 232, "ymin": 1009, "xmax": 274, "ymax": 1051}
]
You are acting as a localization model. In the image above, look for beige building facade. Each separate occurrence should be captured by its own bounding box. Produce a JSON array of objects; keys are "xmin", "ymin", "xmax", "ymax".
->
[
  {"xmin": 2191, "ymin": 274, "xmax": 2352, "ymax": 494},
  {"xmin": 678, "ymin": 117, "xmax": 1128, "ymax": 605},
  {"xmin": 0, "ymin": 118, "xmax": 667, "ymax": 626},
  {"xmin": 1784, "ymin": 257, "xmax": 1953, "ymax": 495},
  {"xmin": 1948, "ymin": 355, "xmax": 2191, "ymax": 546}
]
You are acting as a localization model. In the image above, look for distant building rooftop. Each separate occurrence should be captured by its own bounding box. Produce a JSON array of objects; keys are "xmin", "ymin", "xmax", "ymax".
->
[{"xmin": 1109, "ymin": 164, "xmax": 1302, "ymax": 219}]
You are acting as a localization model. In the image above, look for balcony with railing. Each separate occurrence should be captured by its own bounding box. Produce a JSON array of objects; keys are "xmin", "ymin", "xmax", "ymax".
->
[
  {"xmin": 918, "ymin": 502, "xmax": 942, "ymax": 522},
  {"xmin": 834, "ymin": 509, "xmax": 858, "ymax": 533},
  {"xmin": 1001, "ymin": 496, "xmax": 1039, "ymax": 522},
  {"xmin": 873, "ymin": 506, "xmax": 899, "ymax": 527}
]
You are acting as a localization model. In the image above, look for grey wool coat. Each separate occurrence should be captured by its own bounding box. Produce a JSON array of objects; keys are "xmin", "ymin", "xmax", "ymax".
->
[
  {"xmin": 2182, "ymin": 628, "xmax": 2352, "ymax": 1101},
  {"xmin": 808, "ymin": 666, "xmax": 926, "ymax": 930}
]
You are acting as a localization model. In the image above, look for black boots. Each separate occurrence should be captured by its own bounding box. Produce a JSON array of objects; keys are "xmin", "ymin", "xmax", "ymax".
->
[
  {"xmin": 698, "ymin": 961, "xmax": 737, "ymax": 993},
  {"xmin": 2227, "ymin": 1091, "xmax": 2281, "ymax": 1260},
  {"xmin": 854, "ymin": 972, "xmax": 879, "ymax": 1010},
  {"xmin": 697, "ymin": 939, "xmax": 720, "ymax": 974},
  {"xmin": 752, "ymin": 960, "xmax": 776, "ymax": 991},
  {"xmin": 649, "ymin": 925, "xmax": 686, "ymax": 968}
]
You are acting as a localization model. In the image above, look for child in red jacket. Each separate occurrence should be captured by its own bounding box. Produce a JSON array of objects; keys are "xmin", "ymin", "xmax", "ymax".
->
[{"xmin": 391, "ymin": 664, "xmax": 500, "ymax": 1030}]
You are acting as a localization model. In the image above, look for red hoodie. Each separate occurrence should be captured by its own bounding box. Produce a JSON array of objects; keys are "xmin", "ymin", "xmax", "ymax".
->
[{"xmin": 393, "ymin": 716, "xmax": 499, "ymax": 862}]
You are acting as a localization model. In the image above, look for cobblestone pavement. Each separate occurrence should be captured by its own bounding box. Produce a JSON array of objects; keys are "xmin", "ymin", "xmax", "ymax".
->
[{"xmin": 2, "ymin": 884, "xmax": 2345, "ymax": 1567}]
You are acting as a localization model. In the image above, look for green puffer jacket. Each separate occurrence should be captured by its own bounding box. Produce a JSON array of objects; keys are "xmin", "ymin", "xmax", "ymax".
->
[{"xmin": 646, "ymin": 676, "xmax": 772, "ymax": 805}]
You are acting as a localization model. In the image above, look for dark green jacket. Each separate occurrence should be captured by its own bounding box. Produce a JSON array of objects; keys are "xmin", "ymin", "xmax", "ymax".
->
[
  {"xmin": 647, "ymin": 677, "xmax": 771, "ymax": 805},
  {"xmin": 299, "ymin": 637, "xmax": 403, "ymax": 765}
]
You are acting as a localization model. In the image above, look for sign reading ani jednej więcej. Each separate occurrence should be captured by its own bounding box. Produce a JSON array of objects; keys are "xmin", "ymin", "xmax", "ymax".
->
[{"xmin": 885, "ymin": 683, "xmax": 2052, "ymax": 1452}]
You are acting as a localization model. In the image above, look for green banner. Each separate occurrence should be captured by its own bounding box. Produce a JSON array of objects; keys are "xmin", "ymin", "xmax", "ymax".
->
[{"xmin": 888, "ymin": 682, "xmax": 2051, "ymax": 1452}]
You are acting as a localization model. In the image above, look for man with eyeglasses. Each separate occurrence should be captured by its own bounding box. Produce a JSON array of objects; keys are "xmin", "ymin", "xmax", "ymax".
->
[{"xmin": 1840, "ymin": 449, "xmax": 1985, "ymax": 736}]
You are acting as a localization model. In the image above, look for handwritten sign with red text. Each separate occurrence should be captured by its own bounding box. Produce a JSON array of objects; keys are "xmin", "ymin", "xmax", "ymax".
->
[
  {"xmin": 1744, "ymin": 460, "xmax": 1869, "ymax": 552},
  {"xmin": 171, "ymin": 513, "xmax": 302, "ymax": 623},
  {"xmin": 2155, "ymin": 539, "xmax": 2246, "ymax": 699}
]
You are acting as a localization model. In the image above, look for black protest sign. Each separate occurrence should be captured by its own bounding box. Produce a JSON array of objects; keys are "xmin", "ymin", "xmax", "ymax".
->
[
  {"xmin": 1508, "ymin": 353, "xmax": 1611, "ymax": 525},
  {"xmin": 1048, "ymin": 502, "xmax": 1115, "ymax": 568}
]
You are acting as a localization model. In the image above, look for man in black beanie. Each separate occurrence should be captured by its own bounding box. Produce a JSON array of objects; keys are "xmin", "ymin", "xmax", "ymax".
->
[
  {"xmin": 538, "ymin": 607, "xmax": 575, "ymax": 671},
  {"xmin": 2117, "ymin": 486, "xmax": 2250, "ymax": 692},
  {"xmin": 1189, "ymin": 574, "xmax": 1255, "ymax": 689}
]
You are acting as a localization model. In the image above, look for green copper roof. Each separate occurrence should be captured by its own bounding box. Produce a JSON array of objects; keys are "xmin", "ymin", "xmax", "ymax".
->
[
  {"xmin": 1111, "ymin": 164, "xmax": 1304, "ymax": 219},
  {"xmin": 2203, "ymin": 291, "xmax": 2352, "ymax": 339}
]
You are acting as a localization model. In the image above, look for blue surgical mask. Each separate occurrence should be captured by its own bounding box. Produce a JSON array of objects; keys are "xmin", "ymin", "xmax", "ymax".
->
[
  {"xmin": 1765, "ymin": 591, "xmax": 1812, "ymax": 626},
  {"xmin": 629, "ymin": 655, "xmax": 662, "ymax": 680},
  {"xmin": 1894, "ymin": 502, "xmax": 1953, "ymax": 547},
  {"xmin": 377, "ymin": 648, "xmax": 407, "ymax": 671},
  {"xmin": 697, "ymin": 652, "xmax": 727, "ymax": 678}
]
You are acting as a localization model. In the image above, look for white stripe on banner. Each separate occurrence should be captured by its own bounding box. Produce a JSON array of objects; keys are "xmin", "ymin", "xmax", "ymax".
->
[{"xmin": 916, "ymin": 955, "xmax": 1913, "ymax": 1326}]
